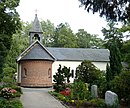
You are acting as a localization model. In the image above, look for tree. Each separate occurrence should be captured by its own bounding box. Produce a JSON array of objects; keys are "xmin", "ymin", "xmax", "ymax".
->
[
  {"xmin": 52, "ymin": 23, "xmax": 78, "ymax": 48},
  {"xmin": 112, "ymin": 70, "xmax": 130, "ymax": 104},
  {"xmin": 106, "ymin": 63, "xmax": 112, "ymax": 90},
  {"xmin": 76, "ymin": 29, "xmax": 104, "ymax": 48},
  {"xmin": 62, "ymin": 66, "xmax": 71, "ymax": 83},
  {"xmin": 76, "ymin": 29, "xmax": 91, "ymax": 48},
  {"xmin": 41, "ymin": 19, "xmax": 55, "ymax": 46},
  {"xmin": 53, "ymin": 65, "xmax": 72, "ymax": 92},
  {"xmin": 102, "ymin": 21, "xmax": 122, "ymax": 78},
  {"xmin": 110, "ymin": 42, "xmax": 122, "ymax": 77},
  {"xmin": 75, "ymin": 60, "xmax": 101, "ymax": 85},
  {"xmin": 102, "ymin": 21, "xmax": 123, "ymax": 50},
  {"xmin": 3, "ymin": 32, "xmax": 28, "ymax": 82},
  {"xmin": 79, "ymin": 0, "xmax": 130, "ymax": 22},
  {"xmin": 0, "ymin": 0, "xmax": 21, "ymax": 80},
  {"xmin": 121, "ymin": 40, "xmax": 130, "ymax": 68}
]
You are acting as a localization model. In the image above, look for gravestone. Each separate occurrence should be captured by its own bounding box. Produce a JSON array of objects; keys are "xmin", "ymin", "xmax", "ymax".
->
[
  {"xmin": 91, "ymin": 85, "xmax": 98, "ymax": 98},
  {"xmin": 105, "ymin": 91, "xmax": 119, "ymax": 107}
]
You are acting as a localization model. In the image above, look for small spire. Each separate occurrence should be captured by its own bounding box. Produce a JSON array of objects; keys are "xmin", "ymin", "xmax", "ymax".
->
[{"xmin": 29, "ymin": 10, "xmax": 43, "ymax": 33}]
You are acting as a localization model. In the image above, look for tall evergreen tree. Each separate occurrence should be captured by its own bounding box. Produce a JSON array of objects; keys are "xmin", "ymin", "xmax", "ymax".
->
[
  {"xmin": 106, "ymin": 63, "xmax": 111, "ymax": 90},
  {"xmin": 102, "ymin": 21, "xmax": 122, "ymax": 79},
  {"xmin": 109, "ymin": 41, "xmax": 122, "ymax": 78}
]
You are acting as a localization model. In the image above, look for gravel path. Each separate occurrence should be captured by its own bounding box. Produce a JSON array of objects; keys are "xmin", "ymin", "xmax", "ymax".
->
[{"xmin": 20, "ymin": 87, "xmax": 66, "ymax": 108}]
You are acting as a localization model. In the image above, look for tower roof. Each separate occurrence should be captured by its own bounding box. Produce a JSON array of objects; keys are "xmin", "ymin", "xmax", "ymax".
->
[{"xmin": 30, "ymin": 14, "xmax": 43, "ymax": 33}]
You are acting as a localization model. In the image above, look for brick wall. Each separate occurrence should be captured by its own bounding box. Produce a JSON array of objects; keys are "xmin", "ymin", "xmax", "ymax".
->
[{"xmin": 20, "ymin": 60, "xmax": 53, "ymax": 87}]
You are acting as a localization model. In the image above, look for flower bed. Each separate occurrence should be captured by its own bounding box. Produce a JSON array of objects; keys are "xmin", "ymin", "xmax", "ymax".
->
[
  {"xmin": 49, "ymin": 91, "xmax": 106, "ymax": 108},
  {"xmin": 0, "ymin": 86, "xmax": 23, "ymax": 108}
]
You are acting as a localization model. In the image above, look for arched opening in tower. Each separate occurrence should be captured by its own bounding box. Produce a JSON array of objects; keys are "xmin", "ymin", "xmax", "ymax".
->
[{"xmin": 33, "ymin": 34, "xmax": 40, "ymax": 41}]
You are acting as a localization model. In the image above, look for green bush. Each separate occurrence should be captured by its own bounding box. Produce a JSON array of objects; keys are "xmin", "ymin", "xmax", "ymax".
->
[
  {"xmin": 1, "ymin": 88, "xmax": 17, "ymax": 100},
  {"xmin": 88, "ymin": 98, "xmax": 106, "ymax": 108},
  {"xmin": 0, "ymin": 86, "xmax": 22, "ymax": 99},
  {"xmin": 75, "ymin": 60, "xmax": 102, "ymax": 87},
  {"xmin": 53, "ymin": 84, "xmax": 65, "ymax": 92},
  {"xmin": 111, "ymin": 70, "xmax": 130, "ymax": 105},
  {"xmin": 71, "ymin": 81, "xmax": 90, "ymax": 100},
  {"xmin": 11, "ymin": 86, "xmax": 23, "ymax": 94},
  {"xmin": 0, "ymin": 99, "xmax": 23, "ymax": 108}
]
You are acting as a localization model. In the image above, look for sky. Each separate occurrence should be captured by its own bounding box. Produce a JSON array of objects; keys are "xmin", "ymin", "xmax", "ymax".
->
[{"xmin": 16, "ymin": 0, "xmax": 107, "ymax": 39}]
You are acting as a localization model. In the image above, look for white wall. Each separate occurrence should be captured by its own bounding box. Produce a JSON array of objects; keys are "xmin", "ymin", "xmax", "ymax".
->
[{"xmin": 52, "ymin": 61, "xmax": 108, "ymax": 83}]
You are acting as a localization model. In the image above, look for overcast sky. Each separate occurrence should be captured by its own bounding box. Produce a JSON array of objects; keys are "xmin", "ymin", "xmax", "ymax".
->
[{"xmin": 16, "ymin": 0, "xmax": 107, "ymax": 38}]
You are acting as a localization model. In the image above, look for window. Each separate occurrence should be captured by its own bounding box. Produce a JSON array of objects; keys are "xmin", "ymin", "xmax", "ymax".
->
[
  {"xmin": 23, "ymin": 68, "xmax": 27, "ymax": 78},
  {"xmin": 48, "ymin": 68, "xmax": 51, "ymax": 78}
]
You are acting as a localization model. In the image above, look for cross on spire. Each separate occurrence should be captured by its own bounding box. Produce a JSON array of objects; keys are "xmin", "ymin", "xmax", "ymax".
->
[{"xmin": 35, "ymin": 9, "xmax": 38, "ymax": 15}]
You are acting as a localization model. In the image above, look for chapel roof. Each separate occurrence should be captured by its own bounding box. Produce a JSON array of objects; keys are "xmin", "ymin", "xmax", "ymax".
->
[
  {"xmin": 47, "ymin": 47, "xmax": 109, "ymax": 62},
  {"xmin": 17, "ymin": 40, "xmax": 109, "ymax": 62}
]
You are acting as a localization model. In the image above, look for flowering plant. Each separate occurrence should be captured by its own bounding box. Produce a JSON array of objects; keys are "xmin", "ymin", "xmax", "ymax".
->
[
  {"xmin": 60, "ymin": 88, "xmax": 71, "ymax": 96},
  {"xmin": 1, "ymin": 88, "xmax": 17, "ymax": 100}
]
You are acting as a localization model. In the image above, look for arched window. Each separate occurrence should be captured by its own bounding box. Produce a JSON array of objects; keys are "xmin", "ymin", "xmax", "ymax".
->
[
  {"xmin": 23, "ymin": 68, "xmax": 27, "ymax": 78},
  {"xmin": 48, "ymin": 68, "xmax": 51, "ymax": 78}
]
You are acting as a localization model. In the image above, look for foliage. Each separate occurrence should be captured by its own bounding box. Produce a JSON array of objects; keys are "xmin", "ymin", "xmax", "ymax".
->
[
  {"xmin": 71, "ymin": 81, "xmax": 90, "ymax": 100},
  {"xmin": 105, "ymin": 63, "xmax": 112, "ymax": 90},
  {"xmin": 59, "ymin": 88, "xmax": 71, "ymax": 96},
  {"xmin": 79, "ymin": 0, "xmax": 130, "ymax": 22},
  {"xmin": 53, "ymin": 65, "xmax": 72, "ymax": 92},
  {"xmin": 53, "ymin": 65, "xmax": 65, "ymax": 85},
  {"xmin": 53, "ymin": 84, "xmax": 65, "ymax": 93},
  {"xmin": 52, "ymin": 23, "xmax": 78, "ymax": 48},
  {"xmin": 1, "ymin": 88, "xmax": 17, "ymax": 100},
  {"xmin": 111, "ymin": 70, "xmax": 130, "ymax": 105},
  {"xmin": 11, "ymin": 86, "xmax": 22, "ymax": 94},
  {"xmin": 2, "ymin": 77, "xmax": 16, "ymax": 87},
  {"xmin": 102, "ymin": 21, "xmax": 122, "ymax": 78},
  {"xmin": 0, "ymin": 99, "xmax": 23, "ymax": 108},
  {"xmin": 41, "ymin": 19, "xmax": 55, "ymax": 46},
  {"xmin": 76, "ymin": 29, "xmax": 104, "ymax": 48},
  {"xmin": 0, "ymin": 0, "xmax": 21, "ymax": 79},
  {"xmin": 3, "ymin": 32, "xmax": 28, "ymax": 82},
  {"xmin": 75, "ymin": 60, "xmax": 102, "ymax": 86},
  {"xmin": 121, "ymin": 40, "xmax": 130, "ymax": 68},
  {"xmin": 102, "ymin": 21, "xmax": 123, "ymax": 50},
  {"xmin": 88, "ymin": 98, "xmax": 106, "ymax": 108},
  {"xmin": 109, "ymin": 41, "xmax": 122, "ymax": 77},
  {"xmin": 21, "ymin": 20, "xmax": 104, "ymax": 48},
  {"xmin": 62, "ymin": 66, "xmax": 71, "ymax": 83}
]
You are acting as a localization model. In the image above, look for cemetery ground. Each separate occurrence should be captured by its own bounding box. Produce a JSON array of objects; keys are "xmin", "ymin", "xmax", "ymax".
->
[
  {"xmin": 49, "ymin": 82, "xmax": 129, "ymax": 108},
  {"xmin": 0, "ymin": 83, "xmax": 129, "ymax": 108}
]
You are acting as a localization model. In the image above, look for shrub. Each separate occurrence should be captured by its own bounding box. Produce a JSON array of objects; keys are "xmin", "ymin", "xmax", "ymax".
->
[
  {"xmin": 53, "ymin": 65, "xmax": 72, "ymax": 92},
  {"xmin": 11, "ymin": 86, "xmax": 23, "ymax": 94},
  {"xmin": 1, "ymin": 87, "xmax": 17, "ymax": 100},
  {"xmin": 2, "ymin": 76, "xmax": 16, "ymax": 87},
  {"xmin": 60, "ymin": 88, "xmax": 71, "ymax": 96},
  {"xmin": 75, "ymin": 60, "xmax": 102, "ymax": 87},
  {"xmin": 0, "ymin": 99, "xmax": 23, "ymax": 108},
  {"xmin": 111, "ymin": 70, "xmax": 130, "ymax": 105},
  {"xmin": 53, "ymin": 84, "xmax": 65, "ymax": 92},
  {"xmin": 88, "ymin": 98, "xmax": 106, "ymax": 108},
  {"xmin": 71, "ymin": 81, "xmax": 90, "ymax": 100}
]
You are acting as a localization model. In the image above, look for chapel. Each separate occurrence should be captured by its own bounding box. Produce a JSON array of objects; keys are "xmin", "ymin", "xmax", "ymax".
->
[{"xmin": 17, "ymin": 14, "xmax": 109, "ymax": 87}]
